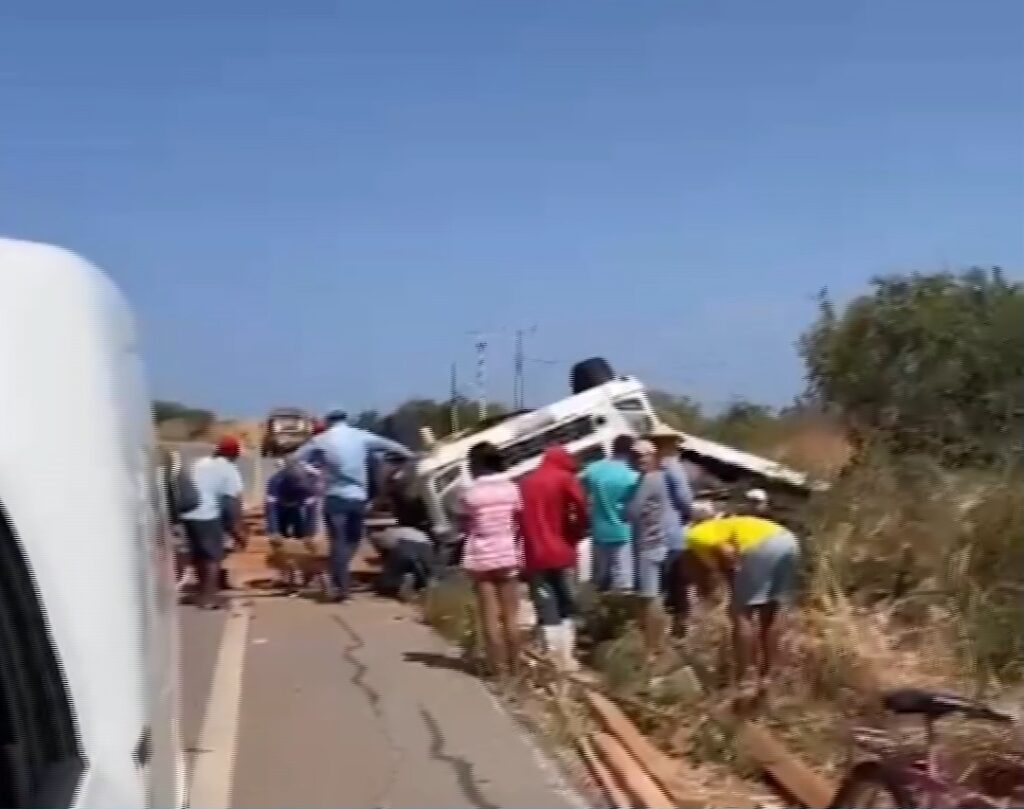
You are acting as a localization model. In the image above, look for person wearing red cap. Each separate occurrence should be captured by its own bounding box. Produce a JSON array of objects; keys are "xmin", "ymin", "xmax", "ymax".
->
[{"xmin": 180, "ymin": 435, "xmax": 248, "ymax": 609}]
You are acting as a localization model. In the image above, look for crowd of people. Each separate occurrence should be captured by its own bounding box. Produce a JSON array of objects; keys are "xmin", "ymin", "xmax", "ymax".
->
[
  {"xmin": 166, "ymin": 411, "xmax": 800, "ymax": 699},
  {"xmin": 457, "ymin": 427, "xmax": 801, "ymax": 700}
]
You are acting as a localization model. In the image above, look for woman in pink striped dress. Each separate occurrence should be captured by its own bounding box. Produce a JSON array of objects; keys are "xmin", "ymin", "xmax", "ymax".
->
[{"xmin": 457, "ymin": 441, "xmax": 522, "ymax": 677}]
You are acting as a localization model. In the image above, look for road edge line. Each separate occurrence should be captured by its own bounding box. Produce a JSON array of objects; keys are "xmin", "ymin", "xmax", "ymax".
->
[{"xmin": 188, "ymin": 600, "xmax": 251, "ymax": 809}]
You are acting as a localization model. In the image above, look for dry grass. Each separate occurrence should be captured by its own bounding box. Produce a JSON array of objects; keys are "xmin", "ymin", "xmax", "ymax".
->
[
  {"xmin": 802, "ymin": 449, "xmax": 1023, "ymax": 688},
  {"xmin": 421, "ymin": 572, "xmax": 480, "ymax": 659},
  {"xmin": 420, "ymin": 451, "xmax": 1022, "ymax": 801}
]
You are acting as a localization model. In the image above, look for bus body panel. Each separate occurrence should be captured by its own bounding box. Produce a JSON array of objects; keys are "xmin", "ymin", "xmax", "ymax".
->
[{"xmin": 0, "ymin": 238, "xmax": 184, "ymax": 808}]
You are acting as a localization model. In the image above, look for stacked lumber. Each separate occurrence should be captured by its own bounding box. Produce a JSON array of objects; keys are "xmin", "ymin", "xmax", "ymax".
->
[{"xmin": 585, "ymin": 691, "xmax": 703, "ymax": 807}]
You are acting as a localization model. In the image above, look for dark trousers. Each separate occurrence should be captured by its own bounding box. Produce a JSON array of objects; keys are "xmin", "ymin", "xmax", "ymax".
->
[
  {"xmin": 528, "ymin": 568, "xmax": 577, "ymax": 627},
  {"xmin": 323, "ymin": 496, "xmax": 366, "ymax": 597},
  {"xmin": 662, "ymin": 548, "xmax": 691, "ymax": 620},
  {"xmin": 376, "ymin": 540, "xmax": 435, "ymax": 597}
]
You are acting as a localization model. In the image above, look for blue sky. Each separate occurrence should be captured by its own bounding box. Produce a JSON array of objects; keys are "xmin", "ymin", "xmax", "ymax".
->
[{"xmin": 2, "ymin": 1, "xmax": 1022, "ymax": 417}]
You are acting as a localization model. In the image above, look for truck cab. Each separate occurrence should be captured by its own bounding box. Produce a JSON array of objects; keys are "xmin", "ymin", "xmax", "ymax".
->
[{"xmin": 261, "ymin": 407, "xmax": 315, "ymax": 457}]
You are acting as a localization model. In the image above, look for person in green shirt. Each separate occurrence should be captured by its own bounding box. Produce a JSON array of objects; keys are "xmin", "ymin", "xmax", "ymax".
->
[{"xmin": 580, "ymin": 435, "xmax": 639, "ymax": 592}]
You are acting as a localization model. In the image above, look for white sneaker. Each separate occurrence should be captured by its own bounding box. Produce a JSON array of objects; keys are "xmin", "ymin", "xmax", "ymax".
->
[
  {"xmin": 560, "ymin": 619, "xmax": 580, "ymax": 673},
  {"xmin": 541, "ymin": 624, "xmax": 562, "ymax": 668}
]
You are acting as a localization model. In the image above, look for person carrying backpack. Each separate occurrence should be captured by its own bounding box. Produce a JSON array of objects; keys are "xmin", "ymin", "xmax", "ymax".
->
[
  {"xmin": 159, "ymin": 445, "xmax": 200, "ymax": 523},
  {"xmin": 158, "ymin": 446, "xmax": 200, "ymax": 584},
  {"xmin": 180, "ymin": 436, "xmax": 248, "ymax": 609}
]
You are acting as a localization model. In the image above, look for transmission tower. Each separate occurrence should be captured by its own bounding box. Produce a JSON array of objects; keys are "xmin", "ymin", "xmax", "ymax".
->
[
  {"xmin": 513, "ymin": 326, "xmax": 537, "ymax": 410},
  {"xmin": 449, "ymin": 362, "xmax": 460, "ymax": 434},
  {"xmin": 474, "ymin": 338, "xmax": 488, "ymax": 421}
]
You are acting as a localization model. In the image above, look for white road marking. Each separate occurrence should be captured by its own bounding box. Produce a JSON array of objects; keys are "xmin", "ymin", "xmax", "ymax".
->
[
  {"xmin": 482, "ymin": 688, "xmax": 589, "ymax": 809},
  {"xmin": 188, "ymin": 601, "xmax": 252, "ymax": 809}
]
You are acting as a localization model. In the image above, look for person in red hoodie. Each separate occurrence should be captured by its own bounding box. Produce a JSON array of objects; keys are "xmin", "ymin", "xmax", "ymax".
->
[{"xmin": 519, "ymin": 444, "xmax": 589, "ymax": 672}]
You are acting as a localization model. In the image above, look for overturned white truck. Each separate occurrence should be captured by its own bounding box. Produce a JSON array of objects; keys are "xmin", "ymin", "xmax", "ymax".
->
[{"xmin": 404, "ymin": 358, "xmax": 821, "ymax": 574}]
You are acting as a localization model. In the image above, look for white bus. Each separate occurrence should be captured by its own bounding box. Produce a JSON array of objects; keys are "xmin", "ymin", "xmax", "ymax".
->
[
  {"xmin": 410, "ymin": 371, "xmax": 820, "ymax": 573},
  {"xmin": 412, "ymin": 376, "xmax": 659, "ymax": 573},
  {"xmin": 0, "ymin": 238, "xmax": 185, "ymax": 808}
]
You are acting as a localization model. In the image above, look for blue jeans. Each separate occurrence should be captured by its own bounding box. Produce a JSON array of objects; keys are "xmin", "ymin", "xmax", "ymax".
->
[
  {"xmin": 323, "ymin": 496, "xmax": 366, "ymax": 598},
  {"xmin": 529, "ymin": 568, "xmax": 577, "ymax": 626},
  {"xmin": 592, "ymin": 542, "xmax": 633, "ymax": 593}
]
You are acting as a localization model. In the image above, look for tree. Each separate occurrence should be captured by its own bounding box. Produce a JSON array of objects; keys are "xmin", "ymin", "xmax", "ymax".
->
[
  {"xmin": 707, "ymin": 399, "xmax": 780, "ymax": 450},
  {"xmin": 370, "ymin": 397, "xmax": 510, "ymax": 450},
  {"xmin": 799, "ymin": 268, "xmax": 1024, "ymax": 463},
  {"xmin": 353, "ymin": 409, "xmax": 385, "ymax": 434},
  {"xmin": 648, "ymin": 390, "xmax": 706, "ymax": 432},
  {"xmin": 152, "ymin": 400, "xmax": 214, "ymax": 439}
]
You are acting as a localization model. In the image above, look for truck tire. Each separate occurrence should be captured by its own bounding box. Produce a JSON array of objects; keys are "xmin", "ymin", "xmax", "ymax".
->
[{"xmin": 570, "ymin": 357, "xmax": 615, "ymax": 394}]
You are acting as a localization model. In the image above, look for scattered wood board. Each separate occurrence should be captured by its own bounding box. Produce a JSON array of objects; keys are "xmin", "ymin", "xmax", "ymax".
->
[
  {"xmin": 591, "ymin": 731, "xmax": 675, "ymax": 809},
  {"xmin": 585, "ymin": 690, "xmax": 707, "ymax": 808},
  {"xmin": 578, "ymin": 735, "xmax": 631, "ymax": 809},
  {"xmin": 737, "ymin": 722, "xmax": 837, "ymax": 809}
]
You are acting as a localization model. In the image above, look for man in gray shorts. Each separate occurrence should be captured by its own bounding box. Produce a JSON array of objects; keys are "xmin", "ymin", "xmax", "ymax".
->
[
  {"xmin": 686, "ymin": 513, "xmax": 800, "ymax": 698},
  {"xmin": 625, "ymin": 439, "xmax": 671, "ymax": 658}
]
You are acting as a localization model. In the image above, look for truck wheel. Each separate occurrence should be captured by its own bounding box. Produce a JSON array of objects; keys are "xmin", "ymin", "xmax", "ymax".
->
[{"xmin": 570, "ymin": 357, "xmax": 615, "ymax": 394}]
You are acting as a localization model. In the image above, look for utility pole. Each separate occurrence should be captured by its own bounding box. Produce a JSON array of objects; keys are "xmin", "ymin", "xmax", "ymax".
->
[
  {"xmin": 467, "ymin": 325, "xmax": 535, "ymax": 419},
  {"xmin": 513, "ymin": 326, "xmax": 537, "ymax": 410},
  {"xmin": 474, "ymin": 338, "xmax": 488, "ymax": 422},
  {"xmin": 449, "ymin": 362, "xmax": 460, "ymax": 434},
  {"xmin": 513, "ymin": 331, "xmax": 523, "ymax": 410}
]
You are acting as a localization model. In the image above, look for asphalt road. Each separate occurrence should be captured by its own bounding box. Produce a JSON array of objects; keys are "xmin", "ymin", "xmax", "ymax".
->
[{"xmin": 179, "ymin": 594, "xmax": 587, "ymax": 809}]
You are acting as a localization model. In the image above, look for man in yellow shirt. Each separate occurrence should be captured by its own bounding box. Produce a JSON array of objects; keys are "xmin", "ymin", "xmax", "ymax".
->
[{"xmin": 685, "ymin": 513, "xmax": 799, "ymax": 697}]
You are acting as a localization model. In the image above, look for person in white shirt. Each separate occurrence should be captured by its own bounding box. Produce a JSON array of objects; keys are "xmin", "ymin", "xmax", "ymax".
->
[{"xmin": 180, "ymin": 436, "xmax": 248, "ymax": 609}]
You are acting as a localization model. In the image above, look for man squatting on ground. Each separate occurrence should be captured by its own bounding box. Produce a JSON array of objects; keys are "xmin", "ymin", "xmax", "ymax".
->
[
  {"xmin": 371, "ymin": 469, "xmax": 436, "ymax": 600},
  {"xmin": 519, "ymin": 445, "xmax": 588, "ymax": 672},
  {"xmin": 179, "ymin": 436, "xmax": 248, "ymax": 609},
  {"xmin": 292, "ymin": 410, "xmax": 414, "ymax": 602}
]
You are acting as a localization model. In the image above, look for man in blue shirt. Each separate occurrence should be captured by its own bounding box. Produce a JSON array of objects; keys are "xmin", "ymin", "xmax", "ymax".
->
[{"xmin": 293, "ymin": 410, "xmax": 414, "ymax": 602}]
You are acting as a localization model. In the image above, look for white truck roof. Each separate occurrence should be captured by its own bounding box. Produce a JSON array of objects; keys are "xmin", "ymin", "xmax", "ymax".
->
[
  {"xmin": 670, "ymin": 428, "xmax": 824, "ymax": 490},
  {"xmin": 416, "ymin": 375, "xmax": 648, "ymax": 475}
]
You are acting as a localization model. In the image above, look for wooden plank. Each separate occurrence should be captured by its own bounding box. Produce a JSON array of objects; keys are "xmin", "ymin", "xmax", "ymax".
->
[
  {"xmin": 578, "ymin": 736, "xmax": 631, "ymax": 809},
  {"xmin": 737, "ymin": 722, "xmax": 837, "ymax": 809},
  {"xmin": 592, "ymin": 731, "xmax": 676, "ymax": 809},
  {"xmin": 585, "ymin": 690, "xmax": 707, "ymax": 808}
]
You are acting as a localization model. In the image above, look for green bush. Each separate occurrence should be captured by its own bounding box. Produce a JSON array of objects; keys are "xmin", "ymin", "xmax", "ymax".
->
[{"xmin": 802, "ymin": 448, "xmax": 1023, "ymax": 685}]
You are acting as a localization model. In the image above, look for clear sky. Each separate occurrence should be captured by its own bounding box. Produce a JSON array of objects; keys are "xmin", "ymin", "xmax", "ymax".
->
[{"xmin": 2, "ymin": 1, "xmax": 1022, "ymax": 417}]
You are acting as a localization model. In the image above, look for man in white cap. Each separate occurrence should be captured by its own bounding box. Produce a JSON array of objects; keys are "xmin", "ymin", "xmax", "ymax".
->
[
  {"xmin": 626, "ymin": 438, "xmax": 671, "ymax": 658},
  {"xmin": 646, "ymin": 425, "xmax": 694, "ymax": 636},
  {"xmin": 743, "ymin": 488, "xmax": 770, "ymax": 516}
]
